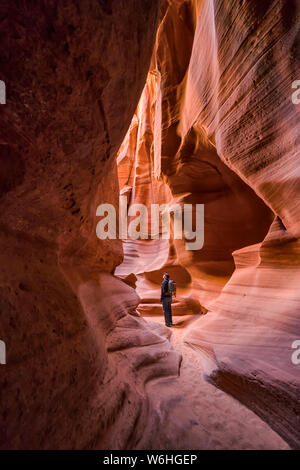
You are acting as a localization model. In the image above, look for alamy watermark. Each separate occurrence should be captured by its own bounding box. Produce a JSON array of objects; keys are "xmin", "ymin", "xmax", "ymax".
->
[
  {"xmin": 0, "ymin": 80, "xmax": 6, "ymax": 104},
  {"xmin": 96, "ymin": 197, "xmax": 204, "ymax": 250},
  {"xmin": 291, "ymin": 340, "xmax": 300, "ymax": 365},
  {"xmin": 291, "ymin": 80, "xmax": 300, "ymax": 104},
  {"xmin": 0, "ymin": 340, "xmax": 6, "ymax": 365}
]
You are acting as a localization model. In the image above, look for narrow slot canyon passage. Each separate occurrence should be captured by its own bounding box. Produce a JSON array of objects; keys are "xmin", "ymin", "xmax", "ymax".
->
[
  {"xmin": 113, "ymin": 0, "xmax": 300, "ymax": 449},
  {"xmin": 112, "ymin": 57, "xmax": 290, "ymax": 449},
  {"xmin": 143, "ymin": 314, "xmax": 288, "ymax": 450},
  {"xmin": 0, "ymin": 0, "xmax": 300, "ymax": 451}
]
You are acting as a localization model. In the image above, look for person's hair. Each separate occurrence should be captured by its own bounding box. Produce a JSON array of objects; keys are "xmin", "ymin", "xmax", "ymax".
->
[{"xmin": 164, "ymin": 272, "xmax": 170, "ymax": 279}]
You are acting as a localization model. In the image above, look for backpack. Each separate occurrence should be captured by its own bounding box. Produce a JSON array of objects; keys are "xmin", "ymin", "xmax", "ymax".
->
[{"xmin": 168, "ymin": 279, "xmax": 176, "ymax": 297}]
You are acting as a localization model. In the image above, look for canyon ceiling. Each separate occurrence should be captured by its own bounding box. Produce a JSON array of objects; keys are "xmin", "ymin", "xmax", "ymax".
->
[{"xmin": 0, "ymin": 0, "xmax": 299, "ymax": 450}]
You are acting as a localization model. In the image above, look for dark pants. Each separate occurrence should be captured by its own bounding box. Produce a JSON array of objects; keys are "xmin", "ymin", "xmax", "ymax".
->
[{"xmin": 162, "ymin": 297, "xmax": 172, "ymax": 325}]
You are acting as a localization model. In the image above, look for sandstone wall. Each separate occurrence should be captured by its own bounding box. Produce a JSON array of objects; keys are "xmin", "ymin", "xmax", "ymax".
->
[
  {"xmin": 116, "ymin": 0, "xmax": 300, "ymax": 448},
  {"xmin": 0, "ymin": 0, "xmax": 204, "ymax": 449}
]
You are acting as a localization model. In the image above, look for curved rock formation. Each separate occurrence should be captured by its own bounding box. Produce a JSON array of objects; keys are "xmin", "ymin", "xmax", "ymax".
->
[
  {"xmin": 116, "ymin": 0, "xmax": 300, "ymax": 449},
  {"xmin": 1, "ymin": 0, "xmax": 299, "ymax": 451},
  {"xmin": 0, "ymin": 0, "xmax": 206, "ymax": 450}
]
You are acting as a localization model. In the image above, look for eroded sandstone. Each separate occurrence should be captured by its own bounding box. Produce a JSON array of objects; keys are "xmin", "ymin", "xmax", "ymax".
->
[
  {"xmin": 116, "ymin": 0, "xmax": 300, "ymax": 449},
  {"xmin": 0, "ymin": 0, "xmax": 204, "ymax": 450}
]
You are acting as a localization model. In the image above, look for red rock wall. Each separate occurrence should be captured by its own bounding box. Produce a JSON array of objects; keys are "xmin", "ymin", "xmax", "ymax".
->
[
  {"xmin": 116, "ymin": 0, "xmax": 300, "ymax": 448},
  {"xmin": 1, "ymin": 0, "xmax": 299, "ymax": 450},
  {"xmin": 0, "ymin": 0, "xmax": 206, "ymax": 450}
]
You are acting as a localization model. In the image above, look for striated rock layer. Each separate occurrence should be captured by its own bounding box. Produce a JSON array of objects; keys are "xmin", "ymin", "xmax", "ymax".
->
[
  {"xmin": 0, "ymin": 0, "xmax": 207, "ymax": 449},
  {"xmin": 1, "ymin": 0, "xmax": 299, "ymax": 450},
  {"xmin": 116, "ymin": 0, "xmax": 300, "ymax": 448}
]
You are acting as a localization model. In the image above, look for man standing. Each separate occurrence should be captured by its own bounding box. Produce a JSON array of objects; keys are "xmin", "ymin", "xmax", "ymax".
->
[{"xmin": 160, "ymin": 272, "xmax": 173, "ymax": 327}]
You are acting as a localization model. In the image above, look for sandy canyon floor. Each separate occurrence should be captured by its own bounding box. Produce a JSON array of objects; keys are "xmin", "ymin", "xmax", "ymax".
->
[{"xmin": 144, "ymin": 314, "xmax": 290, "ymax": 450}]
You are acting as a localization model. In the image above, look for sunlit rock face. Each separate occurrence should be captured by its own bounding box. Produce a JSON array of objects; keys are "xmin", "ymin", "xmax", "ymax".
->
[
  {"xmin": 116, "ymin": 0, "xmax": 300, "ymax": 448},
  {"xmin": 0, "ymin": 0, "xmax": 206, "ymax": 450}
]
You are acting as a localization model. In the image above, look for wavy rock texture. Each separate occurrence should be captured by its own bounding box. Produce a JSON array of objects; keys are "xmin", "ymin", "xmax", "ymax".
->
[
  {"xmin": 0, "ymin": 0, "xmax": 207, "ymax": 450},
  {"xmin": 116, "ymin": 0, "xmax": 300, "ymax": 448},
  {"xmin": 1, "ymin": 0, "xmax": 299, "ymax": 450}
]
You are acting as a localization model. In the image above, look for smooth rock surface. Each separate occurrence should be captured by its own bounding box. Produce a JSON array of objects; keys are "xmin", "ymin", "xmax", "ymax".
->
[
  {"xmin": 0, "ymin": 0, "xmax": 205, "ymax": 450},
  {"xmin": 116, "ymin": 0, "xmax": 300, "ymax": 449}
]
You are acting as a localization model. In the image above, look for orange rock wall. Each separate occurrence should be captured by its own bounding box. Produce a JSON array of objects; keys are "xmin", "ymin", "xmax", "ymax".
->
[
  {"xmin": 0, "ymin": 0, "xmax": 204, "ymax": 450},
  {"xmin": 116, "ymin": 0, "xmax": 300, "ymax": 448}
]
